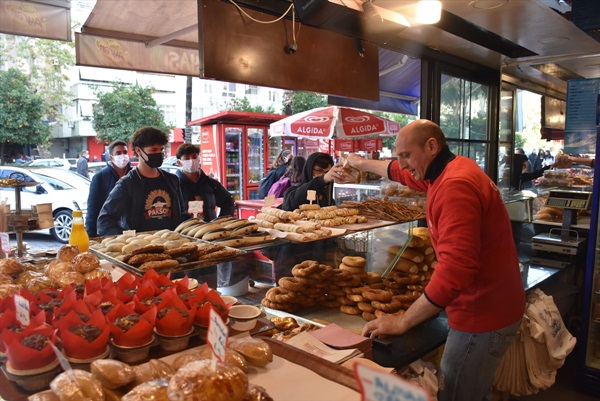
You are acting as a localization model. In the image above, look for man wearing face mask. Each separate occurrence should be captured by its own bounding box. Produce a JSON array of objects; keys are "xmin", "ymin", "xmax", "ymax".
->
[
  {"xmin": 85, "ymin": 140, "xmax": 132, "ymax": 237},
  {"xmin": 175, "ymin": 143, "xmax": 235, "ymax": 222},
  {"xmin": 97, "ymin": 126, "xmax": 186, "ymax": 235}
]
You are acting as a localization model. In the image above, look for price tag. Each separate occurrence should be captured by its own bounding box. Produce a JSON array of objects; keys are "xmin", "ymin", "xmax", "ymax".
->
[
  {"xmin": 123, "ymin": 230, "xmax": 136, "ymax": 237},
  {"xmin": 14, "ymin": 294, "xmax": 30, "ymax": 326},
  {"xmin": 0, "ymin": 232, "xmax": 10, "ymax": 253},
  {"xmin": 264, "ymin": 195, "xmax": 275, "ymax": 208},
  {"xmin": 306, "ymin": 190, "xmax": 316, "ymax": 203},
  {"xmin": 188, "ymin": 200, "xmax": 204, "ymax": 218},
  {"xmin": 354, "ymin": 361, "xmax": 430, "ymax": 401},
  {"xmin": 207, "ymin": 308, "xmax": 229, "ymax": 366}
]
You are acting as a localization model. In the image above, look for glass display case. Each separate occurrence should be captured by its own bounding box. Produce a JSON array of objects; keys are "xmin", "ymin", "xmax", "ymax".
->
[
  {"xmin": 225, "ymin": 127, "xmax": 243, "ymax": 200},
  {"xmin": 333, "ymin": 183, "xmax": 382, "ymax": 205}
]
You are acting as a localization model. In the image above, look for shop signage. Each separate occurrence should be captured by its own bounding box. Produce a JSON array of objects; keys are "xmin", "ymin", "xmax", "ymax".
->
[
  {"xmin": 335, "ymin": 140, "xmax": 355, "ymax": 152},
  {"xmin": 0, "ymin": 0, "xmax": 71, "ymax": 41},
  {"xmin": 76, "ymin": 32, "xmax": 200, "ymax": 76}
]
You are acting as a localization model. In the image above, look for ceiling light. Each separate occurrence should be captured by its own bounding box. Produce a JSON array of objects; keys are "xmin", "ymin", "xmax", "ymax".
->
[{"xmin": 416, "ymin": 0, "xmax": 442, "ymax": 25}]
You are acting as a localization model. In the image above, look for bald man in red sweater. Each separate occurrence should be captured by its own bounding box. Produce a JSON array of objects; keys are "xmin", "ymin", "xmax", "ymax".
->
[{"xmin": 344, "ymin": 120, "xmax": 525, "ymax": 401}]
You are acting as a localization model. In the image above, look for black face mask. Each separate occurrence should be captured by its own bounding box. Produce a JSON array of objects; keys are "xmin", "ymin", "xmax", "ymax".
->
[{"xmin": 140, "ymin": 148, "xmax": 163, "ymax": 168}]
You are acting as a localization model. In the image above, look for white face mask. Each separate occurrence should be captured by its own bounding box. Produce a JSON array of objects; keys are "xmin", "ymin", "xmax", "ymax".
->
[
  {"xmin": 181, "ymin": 159, "xmax": 200, "ymax": 174},
  {"xmin": 112, "ymin": 154, "xmax": 129, "ymax": 169}
]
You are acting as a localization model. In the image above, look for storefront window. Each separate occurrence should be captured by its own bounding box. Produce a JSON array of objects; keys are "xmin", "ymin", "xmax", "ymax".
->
[
  {"xmin": 440, "ymin": 74, "xmax": 490, "ymax": 170},
  {"xmin": 498, "ymin": 89, "xmax": 515, "ymax": 189}
]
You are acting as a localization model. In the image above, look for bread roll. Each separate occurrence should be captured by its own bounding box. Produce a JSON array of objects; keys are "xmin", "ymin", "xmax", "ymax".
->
[
  {"xmin": 0, "ymin": 258, "xmax": 25, "ymax": 275},
  {"xmin": 50, "ymin": 369, "xmax": 103, "ymax": 401},
  {"xmin": 57, "ymin": 245, "xmax": 80, "ymax": 263},
  {"xmin": 122, "ymin": 378, "xmax": 169, "ymax": 401},
  {"xmin": 167, "ymin": 360, "xmax": 248, "ymax": 401},
  {"xmin": 90, "ymin": 359, "xmax": 135, "ymax": 389},
  {"xmin": 72, "ymin": 252, "xmax": 100, "ymax": 273},
  {"xmin": 227, "ymin": 337, "xmax": 273, "ymax": 367}
]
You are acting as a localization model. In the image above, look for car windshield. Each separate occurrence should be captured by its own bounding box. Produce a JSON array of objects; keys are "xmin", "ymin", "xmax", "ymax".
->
[{"xmin": 34, "ymin": 170, "xmax": 91, "ymax": 188}]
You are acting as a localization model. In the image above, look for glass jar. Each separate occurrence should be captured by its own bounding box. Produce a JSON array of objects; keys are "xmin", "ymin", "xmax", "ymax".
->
[{"xmin": 69, "ymin": 210, "xmax": 89, "ymax": 252}]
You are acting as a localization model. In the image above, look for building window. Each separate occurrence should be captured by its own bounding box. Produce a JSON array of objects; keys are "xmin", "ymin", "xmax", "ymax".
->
[
  {"xmin": 222, "ymin": 82, "xmax": 236, "ymax": 98},
  {"xmin": 160, "ymin": 105, "xmax": 176, "ymax": 126},
  {"xmin": 245, "ymin": 85, "xmax": 258, "ymax": 95}
]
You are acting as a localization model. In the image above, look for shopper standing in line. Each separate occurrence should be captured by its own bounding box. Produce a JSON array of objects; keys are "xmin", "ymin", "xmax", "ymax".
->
[
  {"xmin": 281, "ymin": 152, "xmax": 346, "ymax": 211},
  {"xmin": 97, "ymin": 126, "xmax": 185, "ymax": 235},
  {"xmin": 76, "ymin": 149, "xmax": 90, "ymax": 178},
  {"xmin": 85, "ymin": 140, "xmax": 132, "ymax": 237},
  {"xmin": 258, "ymin": 149, "xmax": 293, "ymax": 198},
  {"xmin": 175, "ymin": 143, "xmax": 235, "ymax": 222},
  {"xmin": 343, "ymin": 119, "xmax": 525, "ymax": 401}
]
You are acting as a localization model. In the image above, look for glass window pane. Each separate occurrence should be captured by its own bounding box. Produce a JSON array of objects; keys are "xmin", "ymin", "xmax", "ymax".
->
[{"xmin": 500, "ymin": 90, "xmax": 514, "ymax": 143}]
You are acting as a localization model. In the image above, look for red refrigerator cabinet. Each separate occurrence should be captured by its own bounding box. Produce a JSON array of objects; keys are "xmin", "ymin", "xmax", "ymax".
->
[{"xmin": 189, "ymin": 112, "xmax": 285, "ymax": 201}]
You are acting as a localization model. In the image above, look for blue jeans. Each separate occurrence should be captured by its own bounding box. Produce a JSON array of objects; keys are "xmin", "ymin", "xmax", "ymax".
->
[{"xmin": 438, "ymin": 318, "xmax": 521, "ymax": 401}]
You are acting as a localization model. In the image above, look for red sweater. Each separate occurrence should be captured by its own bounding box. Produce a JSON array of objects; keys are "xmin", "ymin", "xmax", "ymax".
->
[{"xmin": 390, "ymin": 156, "xmax": 525, "ymax": 332}]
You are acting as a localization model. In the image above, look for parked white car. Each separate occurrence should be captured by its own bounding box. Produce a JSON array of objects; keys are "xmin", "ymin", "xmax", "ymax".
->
[
  {"xmin": 0, "ymin": 167, "xmax": 90, "ymax": 243},
  {"xmin": 22, "ymin": 158, "xmax": 72, "ymax": 169}
]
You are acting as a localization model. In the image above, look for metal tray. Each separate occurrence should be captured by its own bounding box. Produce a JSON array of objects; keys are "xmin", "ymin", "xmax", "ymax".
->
[{"xmin": 89, "ymin": 231, "xmax": 247, "ymax": 276}]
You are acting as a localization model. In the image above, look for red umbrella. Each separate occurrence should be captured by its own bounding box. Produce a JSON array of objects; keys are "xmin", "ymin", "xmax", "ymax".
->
[{"xmin": 270, "ymin": 106, "xmax": 400, "ymax": 140}]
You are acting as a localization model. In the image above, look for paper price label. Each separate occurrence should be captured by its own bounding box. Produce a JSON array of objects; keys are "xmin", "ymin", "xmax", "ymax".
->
[
  {"xmin": 264, "ymin": 195, "xmax": 275, "ymax": 208},
  {"xmin": 14, "ymin": 294, "xmax": 30, "ymax": 326},
  {"xmin": 188, "ymin": 200, "xmax": 204, "ymax": 216},
  {"xmin": 306, "ymin": 190, "xmax": 316, "ymax": 203},
  {"xmin": 1, "ymin": 232, "xmax": 10, "ymax": 253},
  {"xmin": 207, "ymin": 308, "xmax": 228, "ymax": 365},
  {"xmin": 123, "ymin": 230, "xmax": 136, "ymax": 237},
  {"xmin": 354, "ymin": 361, "xmax": 430, "ymax": 401}
]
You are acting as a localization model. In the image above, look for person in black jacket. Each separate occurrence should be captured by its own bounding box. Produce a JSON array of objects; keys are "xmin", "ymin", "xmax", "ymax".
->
[
  {"xmin": 97, "ymin": 127, "xmax": 185, "ymax": 235},
  {"xmin": 511, "ymin": 153, "xmax": 552, "ymax": 190},
  {"xmin": 258, "ymin": 149, "xmax": 292, "ymax": 198},
  {"xmin": 85, "ymin": 140, "xmax": 132, "ymax": 237},
  {"xmin": 175, "ymin": 143, "xmax": 235, "ymax": 221},
  {"xmin": 281, "ymin": 152, "xmax": 346, "ymax": 211}
]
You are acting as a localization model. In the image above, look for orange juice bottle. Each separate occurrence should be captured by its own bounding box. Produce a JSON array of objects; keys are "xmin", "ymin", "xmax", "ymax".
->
[{"xmin": 69, "ymin": 210, "xmax": 89, "ymax": 252}]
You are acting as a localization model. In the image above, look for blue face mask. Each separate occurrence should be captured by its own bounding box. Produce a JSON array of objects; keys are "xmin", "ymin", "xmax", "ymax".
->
[{"xmin": 140, "ymin": 148, "xmax": 163, "ymax": 168}]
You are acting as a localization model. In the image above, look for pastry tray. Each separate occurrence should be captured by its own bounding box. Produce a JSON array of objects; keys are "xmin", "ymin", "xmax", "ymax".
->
[{"xmin": 89, "ymin": 231, "xmax": 247, "ymax": 276}]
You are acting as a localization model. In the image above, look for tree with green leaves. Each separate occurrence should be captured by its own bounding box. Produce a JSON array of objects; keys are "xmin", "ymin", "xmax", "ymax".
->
[
  {"xmin": 226, "ymin": 96, "xmax": 276, "ymax": 114},
  {"xmin": 283, "ymin": 91, "xmax": 327, "ymax": 115},
  {"xmin": 92, "ymin": 82, "xmax": 171, "ymax": 143},
  {"xmin": 0, "ymin": 68, "xmax": 51, "ymax": 165},
  {"xmin": 0, "ymin": 34, "xmax": 75, "ymax": 123}
]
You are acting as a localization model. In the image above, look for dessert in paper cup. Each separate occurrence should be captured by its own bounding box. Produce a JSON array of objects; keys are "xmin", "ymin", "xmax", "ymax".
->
[
  {"xmin": 52, "ymin": 298, "xmax": 92, "ymax": 326},
  {"xmin": 193, "ymin": 288, "xmax": 229, "ymax": 327},
  {"xmin": 107, "ymin": 303, "xmax": 157, "ymax": 347},
  {"xmin": 133, "ymin": 283, "xmax": 167, "ymax": 314},
  {"xmin": 155, "ymin": 292, "xmax": 197, "ymax": 337},
  {"xmin": 0, "ymin": 309, "xmax": 45, "ymax": 354},
  {"xmin": 56, "ymin": 309, "xmax": 110, "ymax": 360},
  {"xmin": 2, "ymin": 322, "xmax": 58, "ymax": 372},
  {"xmin": 115, "ymin": 272, "xmax": 141, "ymax": 303}
]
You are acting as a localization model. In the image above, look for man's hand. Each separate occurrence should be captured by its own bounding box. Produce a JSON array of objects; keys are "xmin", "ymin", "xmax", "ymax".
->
[{"xmin": 362, "ymin": 314, "xmax": 406, "ymax": 339}]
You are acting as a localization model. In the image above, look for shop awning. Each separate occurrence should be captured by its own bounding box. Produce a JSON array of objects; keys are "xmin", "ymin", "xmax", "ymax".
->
[
  {"xmin": 0, "ymin": 0, "xmax": 72, "ymax": 41},
  {"xmin": 76, "ymin": 0, "xmax": 421, "ymax": 113}
]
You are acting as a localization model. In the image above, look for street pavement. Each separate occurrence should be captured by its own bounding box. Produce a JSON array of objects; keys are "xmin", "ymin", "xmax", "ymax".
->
[{"xmin": 9, "ymin": 232, "xmax": 64, "ymax": 253}]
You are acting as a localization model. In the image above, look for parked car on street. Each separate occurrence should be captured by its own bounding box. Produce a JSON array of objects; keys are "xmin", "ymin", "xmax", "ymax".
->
[
  {"xmin": 76, "ymin": 161, "xmax": 109, "ymax": 179},
  {"xmin": 0, "ymin": 167, "xmax": 90, "ymax": 243},
  {"xmin": 22, "ymin": 158, "xmax": 72, "ymax": 169}
]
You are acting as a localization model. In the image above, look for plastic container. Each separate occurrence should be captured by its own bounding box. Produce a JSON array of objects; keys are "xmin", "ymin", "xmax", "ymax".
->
[
  {"xmin": 228, "ymin": 305, "xmax": 261, "ymax": 331},
  {"xmin": 69, "ymin": 210, "xmax": 89, "ymax": 252}
]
